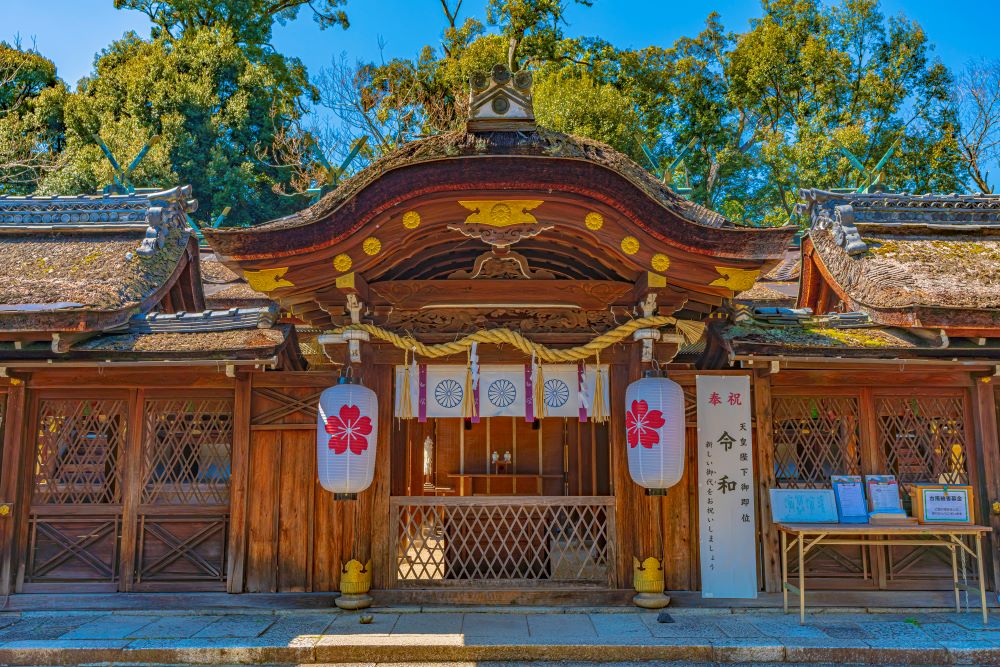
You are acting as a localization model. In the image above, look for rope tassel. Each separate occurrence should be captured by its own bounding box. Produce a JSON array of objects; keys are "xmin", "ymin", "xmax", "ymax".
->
[
  {"xmin": 399, "ymin": 349, "xmax": 413, "ymax": 420},
  {"xmin": 592, "ymin": 351, "xmax": 608, "ymax": 424}
]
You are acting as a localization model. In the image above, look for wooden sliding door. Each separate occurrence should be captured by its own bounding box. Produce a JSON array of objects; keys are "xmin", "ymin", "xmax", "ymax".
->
[{"xmin": 17, "ymin": 390, "xmax": 233, "ymax": 592}]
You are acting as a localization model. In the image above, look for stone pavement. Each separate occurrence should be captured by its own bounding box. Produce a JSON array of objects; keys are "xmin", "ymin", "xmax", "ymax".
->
[{"xmin": 0, "ymin": 606, "xmax": 999, "ymax": 664}]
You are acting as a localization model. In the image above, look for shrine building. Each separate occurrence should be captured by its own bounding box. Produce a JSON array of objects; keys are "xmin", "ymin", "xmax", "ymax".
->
[{"xmin": 0, "ymin": 67, "xmax": 997, "ymax": 607}]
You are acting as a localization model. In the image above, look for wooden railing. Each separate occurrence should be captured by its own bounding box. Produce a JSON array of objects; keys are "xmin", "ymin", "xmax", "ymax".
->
[{"xmin": 390, "ymin": 496, "xmax": 616, "ymax": 587}]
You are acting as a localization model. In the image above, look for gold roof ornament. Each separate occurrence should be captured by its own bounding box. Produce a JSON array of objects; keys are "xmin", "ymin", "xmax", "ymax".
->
[
  {"xmin": 710, "ymin": 266, "xmax": 761, "ymax": 292},
  {"xmin": 467, "ymin": 64, "xmax": 535, "ymax": 132},
  {"xmin": 458, "ymin": 200, "xmax": 543, "ymax": 227},
  {"xmin": 243, "ymin": 267, "xmax": 294, "ymax": 292}
]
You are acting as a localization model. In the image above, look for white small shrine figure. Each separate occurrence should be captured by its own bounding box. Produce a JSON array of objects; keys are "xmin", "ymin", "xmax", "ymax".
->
[
  {"xmin": 491, "ymin": 450, "xmax": 500, "ymax": 465},
  {"xmin": 503, "ymin": 451, "xmax": 512, "ymax": 464},
  {"xmin": 422, "ymin": 437, "xmax": 434, "ymax": 479}
]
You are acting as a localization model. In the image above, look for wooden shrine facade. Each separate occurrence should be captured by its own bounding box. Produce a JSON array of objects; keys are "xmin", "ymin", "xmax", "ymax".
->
[
  {"xmin": 1, "ymin": 71, "xmax": 1000, "ymax": 602},
  {"xmin": 3, "ymin": 361, "xmax": 1000, "ymax": 597}
]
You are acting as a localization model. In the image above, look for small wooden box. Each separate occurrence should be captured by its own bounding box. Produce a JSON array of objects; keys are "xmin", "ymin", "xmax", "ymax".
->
[{"xmin": 910, "ymin": 484, "xmax": 974, "ymax": 525}]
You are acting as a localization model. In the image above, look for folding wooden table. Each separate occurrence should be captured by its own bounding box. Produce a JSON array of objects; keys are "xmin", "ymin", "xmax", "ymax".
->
[{"xmin": 776, "ymin": 522, "xmax": 992, "ymax": 624}]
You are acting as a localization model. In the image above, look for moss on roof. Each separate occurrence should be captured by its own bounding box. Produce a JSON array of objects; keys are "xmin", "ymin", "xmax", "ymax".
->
[
  {"xmin": 199, "ymin": 255, "xmax": 241, "ymax": 284},
  {"xmin": 75, "ymin": 328, "xmax": 286, "ymax": 353},
  {"xmin": 816, "ymin": 231, "xmax": 1000, "ymax": 310},
  {"xmin": 0, "ymin": 229, "xmax": 188, "ymax": 310},
  {"xmin": 203, "ymin": 281, "xmax": 274, "ymax": 308},
  {"xmin": 735, "ymin": 283, "xmax": 797, "ymax": 305},
  {"xmin": 722, "ymin": 323, "xmax": 916, "ymax": 349}
]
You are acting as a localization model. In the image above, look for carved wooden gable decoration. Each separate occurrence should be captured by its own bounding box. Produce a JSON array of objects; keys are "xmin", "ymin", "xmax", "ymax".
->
[{"xmin": 204, "ymin": 71, "xmax": 794, "ymax": 339}]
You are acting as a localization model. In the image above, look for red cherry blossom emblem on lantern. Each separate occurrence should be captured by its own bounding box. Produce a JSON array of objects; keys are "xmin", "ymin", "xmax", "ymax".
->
[
  {"xmin": 626, "ymin": 399, "xmax": 665, "ymax": 449},
  {"xmin": 325, "ymin": 404, "xmax": 372, "ymax": 455}
]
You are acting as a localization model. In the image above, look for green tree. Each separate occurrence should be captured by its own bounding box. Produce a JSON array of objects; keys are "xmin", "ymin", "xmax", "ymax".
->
[
  {"xmin": 0, "ymin": 42, "xmax": 67, "ymax": 194},
  {"xmin": 114, "ymin": 0, "xmax": 349, "ymax": 45},
  {"xmin": 40, "ymin": 26, "xmax": 315, "ymax": 226}
]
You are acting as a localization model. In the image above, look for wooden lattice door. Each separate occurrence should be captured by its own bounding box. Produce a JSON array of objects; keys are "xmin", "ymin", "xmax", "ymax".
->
[
  {"xmin": 18, "ymin": 391, "xmax": 233, "ymax": 592},
  {"xmin": 771, "ymin": 392, "xmax": 871, "ymax": 587},
  {"xmin": 133, "ymin": 394, "xmax": 232, "ymax": 591},
  {"xmin": 769, "ymin": 387, "xmax": 976, "ymax": 591},
  {"xmin": 21, "ymin": 394, "xmax": 128, "ymax": 591},
  {"xmin": 874, "ymin": 391, "xmax": 975, "ymax": 588}
]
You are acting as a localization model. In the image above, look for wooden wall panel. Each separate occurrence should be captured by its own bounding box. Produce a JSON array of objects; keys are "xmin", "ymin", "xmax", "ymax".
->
[
  {"xmin": 245, "ymin": 430, "xmax": 280, "ymax": 592},
  {"xmin": 276, "ymin": 431, "xmax": 314, "ymax": 592}
]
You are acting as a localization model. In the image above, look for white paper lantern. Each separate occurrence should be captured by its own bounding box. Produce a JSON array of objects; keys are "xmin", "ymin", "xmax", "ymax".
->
[
  {"xmin": 625, "ymin": 370, "xmax": 685, "ymax": 493},
  {"xmin": 317, "ymin": 377, "xmax": 378, "ymax": 499}
]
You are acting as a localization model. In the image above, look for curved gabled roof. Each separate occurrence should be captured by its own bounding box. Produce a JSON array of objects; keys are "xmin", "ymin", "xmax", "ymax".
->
[
  {"xmin": 206, "ymin": 129, "xmax": 793, "ymax": 260},
  {"xmin": 205, "ymin": 129, "xmax": 795, "ymax": 330}
]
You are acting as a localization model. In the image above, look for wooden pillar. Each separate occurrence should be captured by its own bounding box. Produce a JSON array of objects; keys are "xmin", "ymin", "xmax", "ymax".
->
[
  {"xmin": 0, "ymin": 377, "xmax": 27, "ymax": 596},
  {"xmin": 351, "ymin": 348, "xmax": 393, "ymax": 589},
  {"xmin": 227, "ymin": 372, "xmax": 252, "ymax": 593},
  {"xmin": 971, "ymin": 377, "xmax": 1000, "ymax": 590},
  {"xmin": 118, "ymin": 388, "xmax": 145, "ymax": 592},
  {"xmin": 370, "ymin": 362, "xmax": 393, "ymax": 589},
  {"xmin": 611, "ymin": 343, "xmax": 654, "ymax": 588},
  {"xmin": 752, "ymin": 370, "xmax": 781, "ymax": 593}
]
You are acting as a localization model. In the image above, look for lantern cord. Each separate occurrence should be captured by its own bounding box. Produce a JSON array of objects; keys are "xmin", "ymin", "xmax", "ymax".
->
[{"xmin": 326, "ymin": 316, "xmax": 704, "ymax": 364}]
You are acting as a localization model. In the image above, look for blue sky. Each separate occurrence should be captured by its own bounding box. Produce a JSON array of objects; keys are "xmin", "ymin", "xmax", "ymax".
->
[{"xmin": 4, "ymin": 0, "xmax": 998, "ymax": 91}]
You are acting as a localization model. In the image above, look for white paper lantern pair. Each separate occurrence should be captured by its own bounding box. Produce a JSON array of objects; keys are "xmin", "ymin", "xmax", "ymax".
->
[
  {"xmin": 625, "ymin": 371, "xmax": 686, "ymax": 494},
  {"xmin": 317, "ymin": 377, "xmax": 378, "ymax": 499}
]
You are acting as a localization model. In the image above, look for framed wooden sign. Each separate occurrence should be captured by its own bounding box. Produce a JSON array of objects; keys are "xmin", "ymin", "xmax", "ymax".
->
[
  {"xmin": 769, "ymin": 489, "xmax": 839, "ymax": 523},
  {"xmin": 912, "ymin": 485, "xmax": 974, "ymax": 524},
  {"xmin": 831, "ymin": 475, "xmax": 869, "ymax": 524}
]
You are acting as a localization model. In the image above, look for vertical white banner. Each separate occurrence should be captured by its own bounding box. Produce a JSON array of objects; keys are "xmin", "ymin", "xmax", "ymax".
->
[{"xmin": 696, "ymin": 375, "xmax": 757, "ymax": 598}]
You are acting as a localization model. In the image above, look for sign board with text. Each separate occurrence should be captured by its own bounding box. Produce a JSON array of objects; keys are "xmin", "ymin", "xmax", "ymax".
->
[{"xmin": 696, "ymin": 375, "xmax": 757, "ymax": 599}]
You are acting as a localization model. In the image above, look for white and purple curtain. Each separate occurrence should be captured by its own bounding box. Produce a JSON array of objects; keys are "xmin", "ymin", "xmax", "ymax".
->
[{"xmin": 394, "ymin": 363, "xmax": 609, "ymax": 421}]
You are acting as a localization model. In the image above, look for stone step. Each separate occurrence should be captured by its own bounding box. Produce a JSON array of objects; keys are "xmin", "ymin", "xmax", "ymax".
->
[{"xmin": 0, "ymin": 638, "xmax": 994, "ymax": 665}]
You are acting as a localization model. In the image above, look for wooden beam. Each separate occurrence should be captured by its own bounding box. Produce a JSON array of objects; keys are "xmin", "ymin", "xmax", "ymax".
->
[
  {"xmin": 226, "ymin": 373, "xmax": 253, "ymax": 593},
  {"xmin": 370, "ymin": 363, "xmax": 393, "ymax": 590},
  {"xmin": 752, "ymin": 369, "xmax": 781, "ymax": 593},
  {"xmin": 0, "ymin": 377, "xmax": 27, "ymax": 596},
  {"xmin": 118, "ymin": 388, "xmax": 145, "ymax": 592},
  {"xmin": 368, "ymin": 280, "xmax": 632, "ymax": 310},
  {"xmin": 971, "ymin": 377, "xmax": 1000, "ymax": 590}
]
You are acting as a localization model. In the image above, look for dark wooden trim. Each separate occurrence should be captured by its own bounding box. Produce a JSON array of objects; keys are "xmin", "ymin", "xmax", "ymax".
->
[
  {"xmin": 118, "ymin": 388, "xmax": 144, "ymax": 591},
  {"xmin": 610, "ymin": 349, "xmax": 643, "ymax": 588},
  {"xmin": 752, "ymin": 370, "xmax": 780, "ymax": 593},
  {"xmin": 0, "ymin": 378, "xmax": 27, "ymax": 595},
  {"xmin": 227, "ymin": 374, "xmax": 252, "ymax": 593},
  {"xmin": 976, "ymin": 380, "xmax": 1000, "ymax": 590},
  {"xmin": 370, "ymin": 363, "xmax": 393, "ymax": 589}
]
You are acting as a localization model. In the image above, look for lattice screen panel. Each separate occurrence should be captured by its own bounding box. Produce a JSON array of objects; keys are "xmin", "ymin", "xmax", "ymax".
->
[
  {"xmin": 772, "ymin": 396, "xmax": 862, "ymax": 488},
  {"xmin": 142, "ymin": 398, "xmax": 233, "ymax": 505},
  {"xmin": 33, "ymin": 399, "xmax": 127, "ymax": 505},
  {"xmin": 394, "ymin": 499, "xmax": 612, "ymax": 584},
  {"xmin": 876, "ymin": 395, "xmax": 969, "ymax": 491}
]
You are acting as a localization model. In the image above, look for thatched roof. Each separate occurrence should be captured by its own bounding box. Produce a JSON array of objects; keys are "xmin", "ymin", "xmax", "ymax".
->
[
  {"xmin": 76, "ymin": 328, "xmax": 286, "ymax": 354},
  {"xmin": 0, "ymin": 230, "xmax": 187, "ymax": 310},
  {"xmin": 799, "ymin": 189, "xmax": 1000, "ymax": 329},
  {"xmin": 0, "ymin": 187, "xmax": 202, "ymax": 337},
  {"xmin": 200, "ymin": 251, "xmax": 274, "ymax": 310},
  {"xmin": 735, "ymin": 282, "xmax": 797, "ymax": 307}
]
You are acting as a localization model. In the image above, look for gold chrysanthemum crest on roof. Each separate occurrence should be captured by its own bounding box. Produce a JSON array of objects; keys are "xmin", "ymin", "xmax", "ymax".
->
[
  {"xmin": 467, "ymin": 64, "xmax": 535, "ymax": 132},
  {"xmin": 459, "ymin": 200, "xmax": 543, "ymax": 227}
]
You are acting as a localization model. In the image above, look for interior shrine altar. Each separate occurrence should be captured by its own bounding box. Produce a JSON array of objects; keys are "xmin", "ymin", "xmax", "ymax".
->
[{"xmin": 0, "ymin": 65, "xmax": 998, "ymax": 610}]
